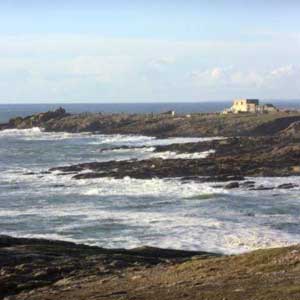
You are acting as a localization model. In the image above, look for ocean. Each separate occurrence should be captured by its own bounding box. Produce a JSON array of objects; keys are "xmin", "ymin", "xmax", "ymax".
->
[{"xmin": 1, "ymin": 103, "xmax": 300, "ymax": 254}]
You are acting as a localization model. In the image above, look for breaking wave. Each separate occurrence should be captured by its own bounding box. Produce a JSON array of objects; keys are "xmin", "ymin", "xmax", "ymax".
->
[{"xmin": 1, "ymin": 128, "xmax": 300, "ymax": 254}]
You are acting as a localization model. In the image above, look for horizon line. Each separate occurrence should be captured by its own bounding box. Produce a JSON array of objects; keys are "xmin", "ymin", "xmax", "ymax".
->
[{"xmin": 0, "ymin": 99, "xmax": 300, "ymax": 105}]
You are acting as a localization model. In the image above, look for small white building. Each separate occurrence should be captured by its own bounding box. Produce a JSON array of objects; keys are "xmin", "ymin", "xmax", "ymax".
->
[
  {"xmin": 222, "ymin": 99, "xmax": 278, "ymax": 114},
  {"xmin": 231, "ymin": 99, "xmax": 259, "ymax": 113}
]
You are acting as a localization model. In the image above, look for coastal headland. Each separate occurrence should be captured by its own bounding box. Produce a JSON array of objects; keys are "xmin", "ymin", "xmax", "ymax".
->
[
  {"xmin": 2, "ymin": 107, "xmax": 300, "ymax": 137},
  {"xmin": 2, "ymin": 108, "xmax": 300, "ymax": 299},
  {"xmin": 3, "ymin": 107, "xmax": 300, "ymax": 183}
]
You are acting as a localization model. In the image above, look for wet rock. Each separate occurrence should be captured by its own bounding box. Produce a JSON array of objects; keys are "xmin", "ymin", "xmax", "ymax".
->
[
  {"xmin": 181, "ymin": 175, "xmax": 244, "ymax": 183},
  {"xmin": 240, "ymin": 181, "xmax": 256, "ymax": 188},
  {"xmin": 49, "ymin": 134, "xmax": 300, "ymax": 180},
  {"xmin": 224, "ymin": 182, "xmax": 240, "ymax": 189},
  {"xmin": 250, "ymin": 185, "xmax": 275, "ymax": 191},
  {"xmin": 242, "ymin": 181, "xmax": 255, "ymax": 185},
  {"xmin": 277, "ymin": 183, "xmax": 298, "ymax": 189}
]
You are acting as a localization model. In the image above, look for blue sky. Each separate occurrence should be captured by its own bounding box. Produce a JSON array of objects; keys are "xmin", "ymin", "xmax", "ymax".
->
[{"xmin": 0, "ymin": 0, "xmax": 299, "ymax": 102}]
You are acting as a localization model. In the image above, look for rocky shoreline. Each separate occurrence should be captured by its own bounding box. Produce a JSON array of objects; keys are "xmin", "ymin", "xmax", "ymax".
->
[
  {"xmin": 1, "ymin": 235, "xmax": 300, "ymax": 300},
  {"xmin": 2, "ymin": 107, "xmax": 300, "ymax": 137},
  {"xmin": 2, "ymin": 108, "xmax": 300, "ymax": 182},
  {"xmin": 48, "ymin": 135, "xmax": 300, "ymax": 185},
  {"xmin": 2, "ymin": 109, "xmax": 300, "ymax": 299}
]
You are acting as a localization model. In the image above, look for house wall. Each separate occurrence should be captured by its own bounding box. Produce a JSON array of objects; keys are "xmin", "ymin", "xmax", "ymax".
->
[{"xmin": 231, "ymin": 99, "xmax": 259, "ymax": 113}]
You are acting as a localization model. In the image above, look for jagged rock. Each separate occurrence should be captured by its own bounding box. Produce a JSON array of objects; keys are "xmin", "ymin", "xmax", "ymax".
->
[
  {"xmin": 6, "ymin": 108, "xmax": 69, "ymax": 129},
  {"xmin": 224, "ymin": 182, "xmax": 240, "ymax": 189},
  {"xmin": 241, "ymin": 181, "xmax": 256, "ymax": 188},
  {"xmin": 48, "ymin": 134, "xmax": 300, "ymax": 180}
]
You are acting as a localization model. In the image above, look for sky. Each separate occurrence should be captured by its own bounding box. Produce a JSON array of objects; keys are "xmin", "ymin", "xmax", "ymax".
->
[{"xmin": 0, "ymin": 0, "xmax": 299, "ymax": 103}]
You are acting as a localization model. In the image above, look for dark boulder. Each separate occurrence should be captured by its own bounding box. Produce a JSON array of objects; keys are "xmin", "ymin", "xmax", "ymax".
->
[
  {"xmin": 250, "ymin": 185, "xmax": 274, "ymax": 191},
  {"xmin": 277, "ymin": 183, "xmax": 298, "ymax": 189},
  {"xmin": 224, "ymin": 182, "xmax": 240, "ymax": 189}
]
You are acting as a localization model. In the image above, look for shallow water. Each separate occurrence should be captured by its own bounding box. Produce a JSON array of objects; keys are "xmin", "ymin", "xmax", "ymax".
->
[{"xmin": 1, "ymin": 128, "xmax": 300, "ymax": 254}]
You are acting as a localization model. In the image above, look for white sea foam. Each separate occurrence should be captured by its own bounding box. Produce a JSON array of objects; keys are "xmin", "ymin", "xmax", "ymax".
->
[
  {"xmin": 0, "ymin": 127, "xmax": 93, "ymax": 141},
  {"xmin": 101, "ymin": 147, "xmax": 215, "ymax": 160},
  {"xmin": 91, "ymin": 134, "xmax": 155, "ymax": 145},
  {"xmin": 2, "ymin": 169, "xmax": 300, "ymax": 254},
  {"xmin": 143, "ymin": 137, "xmax": 222, "ymax": 146},
  {"xmin": 0, "ymin": 169, "xmax": 224, "ymax": 198},
  {"xmin": 90, "ymin": 135, "xmax": 223, "ymax": 147},
  {"xmin": 149, "ymin": 149, "xmax": 215, "ymax": 159},
  {"xmin": 0, "ymin": 128, "xmax": 223, "ymax": 147},
  {"xmin": 103, "ymin": 147, "xmax": 156, "ymax": 153},
  {"xmin": 1, "ymin": 129, "xmax": 300, "ymax": 254},
  {"xmin": 0, "ymin": 127, "xmax": 43, "ymax": 136},
  {"xmin": 79, "ymin": 176, "xmax": 222, "ymax": 197},
  {"xmin": 1, "ymin": 202, "xmax": 298, "ymax": 254}
]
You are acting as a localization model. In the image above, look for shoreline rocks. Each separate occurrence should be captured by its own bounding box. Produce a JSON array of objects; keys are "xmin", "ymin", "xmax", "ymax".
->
[
  {"xmin": 1, "ymin": 235, "xmax": 300, "ymax": 300},
  {"xmin": 49, "ymin": 136, "xmax": 300, "ymax": 181},
  {"xmin": 2, "ymin": 108, "xmax": 300, "ymax": 137}
]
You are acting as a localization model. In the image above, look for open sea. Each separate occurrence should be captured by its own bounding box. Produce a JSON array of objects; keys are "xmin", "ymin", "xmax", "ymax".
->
[{"xmin": 1, "ymin": 102, "xmax": 300, "ymax": 254}]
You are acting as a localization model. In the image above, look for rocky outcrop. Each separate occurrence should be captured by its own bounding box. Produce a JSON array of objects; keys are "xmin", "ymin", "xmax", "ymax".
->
[
  {"xmin": 280, "ymin": 121, "xmax": 300, "ymax": 138},
  {"xmin": 0, "ymin": 108, "xmax": 69, "ymax": 130},
  {"xmin": 49, "ymin": 136, "xmax": 300, "ymax": 180},
  {"xmin": 249, "ymin": 115, "xmax": 300, "ymax": 136},
  {"xmin": 2, "ymin": 109, "xmax": 300, "ymax": 137},
  {"xmin": 1, "ymin": 236, "xmax": 300, "ymax": 300}
]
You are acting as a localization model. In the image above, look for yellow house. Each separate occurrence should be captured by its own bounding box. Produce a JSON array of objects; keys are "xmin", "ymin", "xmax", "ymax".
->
[
  {"xmin": 222, "ymin": 99, "xmax": 278, "ymax": 114},
  {"xmin": 230, "ymin": 99, "xmax": 259, "ymax": 113}
]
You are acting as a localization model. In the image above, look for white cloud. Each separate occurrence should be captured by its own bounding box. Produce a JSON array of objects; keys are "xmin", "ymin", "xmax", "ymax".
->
[
  {"xmin": 189, "ymin": 64, "xmax": 300, "ymax": 100},
  {"xmin": 191, "ymin": 65, "xmax": 299, "ymax": 88},
  {"xmin": 0, "ymin": 34, "xmax": 299, "ymax": 101},
  {"xmin": 210, "ymin": 68, "xmax": 222, "ymax": 79},
  {"xmin": 270, "ymin": 65, "xmax": 295, "ymax": 77}
]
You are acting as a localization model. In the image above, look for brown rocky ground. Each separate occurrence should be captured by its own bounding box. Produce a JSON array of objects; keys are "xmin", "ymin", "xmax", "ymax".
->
[
  {"xmin": 1, "ymin": 236, "xmax": 300, "ymax": 300},
  {"xmin": 2, "ymin": 108, "xmax": 300, "ymax": 137}
]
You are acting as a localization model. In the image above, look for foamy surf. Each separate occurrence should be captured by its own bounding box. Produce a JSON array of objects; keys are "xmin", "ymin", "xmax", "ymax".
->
[
  {"xmin": 0, "ymin": 127, "xmax": 94, "ymax": 141},
  {"xmin": 0, "ymin": 127, "xmax": 43, "ymax": 136},
  {"xmin": 1, "ymin": 129, "xmax": 300, "ymax": 254},
  {"xmin": 100, "ymin": 147, "xmax": 215, "ymax": 160},
  {"xmin": 149, "ymin": 149, "xmax": 215, "ymax": 159}
]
